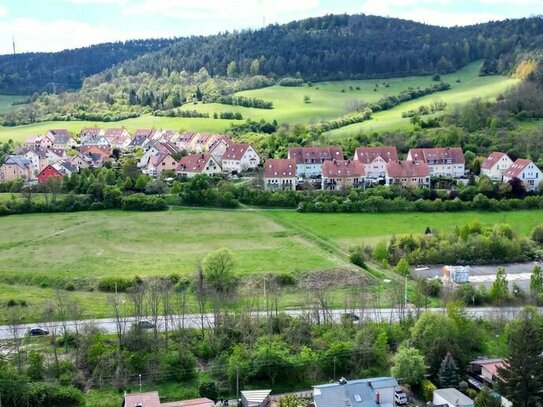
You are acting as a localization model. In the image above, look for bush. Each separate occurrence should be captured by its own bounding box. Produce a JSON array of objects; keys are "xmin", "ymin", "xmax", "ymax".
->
[
  {"xmin": 532, "ymin": 224, "xmax": 543, "ymax": 243},
  {"xmin": 26, "ymin": 382, "xmax": 83, "ymax": 406},
  {"xmin": 349, "ymin": 245, "xmax": 366, "ymax": 268},
  {"xmin": 121, "ymin": 194, "xmax": 168, "ymax": 211},
  {"xmin": 276, "ymin": 273, "xmax": 296, "ymax": 286},
  {"xmin": 97, "ymin": 276, "xmax": 141, "ymax": 292},
  {"xmin": 278, "ymin": 77, "xmax": 304, "ymax": 87},
  {"xmin": 199, "ymin": 381, "xmax": 219, "ymax": 402},
  {"xmin": 421, "ymin": 379, "xmax": 437, "ymax": 402}
]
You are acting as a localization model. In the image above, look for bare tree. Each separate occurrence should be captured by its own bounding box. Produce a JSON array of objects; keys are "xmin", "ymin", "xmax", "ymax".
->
[
  {"xmin": 7, "ymin": 308, "xmax": 25, "ymax": 373},
  {"xmin": 68, "ymin": 300, "xmax": 84, "ymax": 368},
  {"xmin": 55, "ymin": 290, "xmax": 69, "ymax": 353},
  {"xmin": 146, "ymin": 279, "xmax": 163, "ymax": 343},
  {"xmin": 42, "ymin": 302, "xmax": 60, "ymax": 379},
  {"xmin": 194, "ymin": 260, "xmax": 207, "ymax": 337}
]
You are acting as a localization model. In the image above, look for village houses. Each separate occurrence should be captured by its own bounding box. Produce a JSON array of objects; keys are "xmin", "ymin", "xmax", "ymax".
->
[
  {"xmin": 385, "ymin": 160, "xmax": 431, "ymax": 187},
  {"xmin": 47, "ymin": 129, "xmax": 77, "ymax": 150},
  {"xmin": 407, "ymin": 147, "xmax": 465, "ymax": 178},
  {"xmin": 176, "ymin": 154, "xmax": 222, "ymax": 178},
  {"xmin": 0, "ymin": 155, "xmax": 32, "ymax": 182},
  {"xmin": 221, "ymin": 143, "xmax": 260, "ymax": 173},
  {"xmin": 263, "ymin": 159, "xmax": 297, "ymax": 191},
  {"xmin": 103, "ymin": 128, "xmax": 132, "ymax": 149},
  {"xmin": 353, "ymin": 146, "xmax": 398, "ymax": 179},
  {"xmin": 288, "ymin": 146, "xmax": 343, "ymax": 178},
  {"xmin": 481, "ymin": 152, "xmax": 514, "ymax": 181},
  {"xmin": 321, "ymin": 159, "xmax": 366, "ymax": 190},
  {"xmin": 503, "ymin": 158, "xmax": 543, "ymax": 191}
]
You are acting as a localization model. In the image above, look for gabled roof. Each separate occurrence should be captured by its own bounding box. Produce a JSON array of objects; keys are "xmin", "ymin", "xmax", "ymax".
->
[
  {"xmin": 56, "ymin": 161, "xmax": 77, "ymax": 174},
  {"xmin": 434, "ymin": 388, "xmax": 473, "ymax": 406},
  {"xmin": 322, "ymin": 159, "xmax": 365, "ymax": 178},
  {"xmin": 179, "ymin": 132, "xmax": 197, "ymax": 143},
  {"xmin": 504, "ymin": 158, "xmax": 538, "ymax": 178},
  {"xmin": 123, "ymin": 391, "xmax": 161, "ymax": 407},
  {"xmin": 133, "ymin": 129, "xmax": 156, "ymax": 138},
  {"xmin": 48, "ymin": 129, "xmax": 72, "ymax": 138},
  {"xmin": 289, "ymin": 146, "xmax": 343, "ymax": 164},
  {"xmin": 104, "ymin": 128, "xmax": 127, "ymax": 137},
  {"xmin": 313, "ymin": 377, "xmax": 397, "ymax": 407},
  {"xmin": 18, "ymin": 147, "xmax": 48, "ymax": 159},
  {"xmin": 263, "ymin": 159, "xmax": 297, "ymax": 177},
  {"xmin": 38, "ymin": 164, "xmax": 62, "ymax": 178},
  {"xmin": 49, "ymin": 148, "xmax": 66, "ymax": 158},
  {"xmin": 149, "ymin": 152, "xmax": 174, "ymax": 168},
  {"xmin": 481, "ymin": 152, "xmax": 508, "ymax": 170},
  {"xmin": 79, "ymin": 127, "xmax": 102, "ymax": 138},
  {"xmin": 161, "ymin": 398, "xmax": 214, "ymax": 407},
  {"xmin": 355, "ymin": 146, "xmax": 398, "ymax": 164},
  {"xmin": 470, "ymin": 358, "xmax": 504, "ymax": 377},
  {"xmin": 241, "ymin": 390, "xmax": 272, "ymax": 405},
  {"xmin": 408, "ymin": 147, "xmax": 465, "ymax": 164},
  {"xmin": 177, "ymin": 154, "xmax": 214, "ymax": 173},
  {"xmin": 222, "ymin": 143, "xmax": 252, "ymax": 161},
  {"xmin": 3, "ymin": 155, "xmax": 31, "ymax": 169},
  {"xmin": 386, "ymin": 160, "xmax": 430, "ymax": 178},
  {"xmin": 128, "ymin": 135, "xmax": 149, "ymax": 147}
]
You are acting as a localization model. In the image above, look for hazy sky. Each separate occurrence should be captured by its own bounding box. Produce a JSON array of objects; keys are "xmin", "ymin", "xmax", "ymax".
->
[{"xmin": 0, "ymin": 0, "xmax": 541, "ymax": 54}]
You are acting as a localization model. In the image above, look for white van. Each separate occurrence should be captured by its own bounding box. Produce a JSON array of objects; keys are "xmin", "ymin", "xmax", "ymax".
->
[{"xmin": 394, "ymin": 388, "xmax": 408, "ymax": 405}]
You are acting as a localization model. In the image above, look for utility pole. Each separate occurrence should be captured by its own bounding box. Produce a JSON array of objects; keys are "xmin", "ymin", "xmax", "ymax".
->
[
  {"xmin": 139, "ymin": 374, "xmax": 142, "ymax": 392},
  {"xmin": 12, "ymin": 36, "xmax": 15, "ymax": 55},
  {"xmin": 333, "ymin": 356, "xmax": 337, "ymax": 381},
  {"xmin": 236, "ymin": 365, "xmax": 240, "ymax": 403}
]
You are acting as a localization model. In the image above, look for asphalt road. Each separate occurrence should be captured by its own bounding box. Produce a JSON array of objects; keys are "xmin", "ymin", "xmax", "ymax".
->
[{"xmin": 0, "ymin": 307, "xmax": 534, "ymax": 341}]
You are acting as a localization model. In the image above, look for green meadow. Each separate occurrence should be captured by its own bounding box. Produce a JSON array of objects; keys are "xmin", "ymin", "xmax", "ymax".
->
[
  {"xmin": 0, "ymin": 62, "xmax": 518, "ymax": 143},
  {"xmin": 0, "ymin": 95, "xmax": 28, "ymax": 114},
  {"xmin": 0, "ymin": 208, "xmax": 541, "ymax": 322}
]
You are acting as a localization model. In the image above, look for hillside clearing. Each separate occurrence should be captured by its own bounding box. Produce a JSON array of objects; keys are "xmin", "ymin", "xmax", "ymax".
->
[{"xmin": 0, "ymin": 95, "xmax": 28, "ymax": 115}]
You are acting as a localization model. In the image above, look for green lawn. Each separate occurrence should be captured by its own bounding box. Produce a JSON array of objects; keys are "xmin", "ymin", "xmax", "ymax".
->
[
  {"xmin": 0, "ymin": 61, "xmax": 520, "ymax": 143},
  {"xmin": 0, "ymin": 95, "xmax": 28, "ymax": 114},
  {"xmin": 268, "ymin": 210, "xmax": 543, "ymax": 247},
  {"xmin": 327, "ymin": 63, "xmax": 518, "ymax": 137}
]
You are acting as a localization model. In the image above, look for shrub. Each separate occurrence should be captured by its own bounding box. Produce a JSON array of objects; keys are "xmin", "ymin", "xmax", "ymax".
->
[
  {"xmin": 349, "ymin": 245, "xmax": 366, "ymax": 268},
  {"xmin": 278, "ymin": 77, "xmax": 304, "ymax": 87},
  {"xmin": 199, "ymin": 381, "xmax": 219, "ymax": 402},
  {"xmin": 532, "ymin": 224, "xmax": 543, "ymax": 243},
  {"xmin": 97, "ymin": 276, "xmax": 140, "ymax": 292},
  {"xmin": 421, "ymin": 379, "xmax": 437, "ymax": 401},
  {"xmin": 276, "ymin": 273, "xmax": 296, "ymax": 286}
]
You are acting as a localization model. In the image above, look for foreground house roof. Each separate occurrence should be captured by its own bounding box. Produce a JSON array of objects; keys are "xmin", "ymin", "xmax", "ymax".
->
[
  {"xmin": 354, "ymin": 146, "xmax": 398, "ymax": 163},
  {"xmin": 481, "ymin": 152, "xmax": 508, "ymax": 170},
  {"xmin": 222, "ymin": 143, "xmax": 251, "ymax": 161},
  {"xmin": 408, "ymin": 147, "xmax": 465, "ymax": 164},
  {"xmin": 177, "ymin": 154, "xmax": 214, "ymax": 173},
  {"xmin": 313, "ymin": 377, "xmax": 397, "ymax": 407},
  {"xmin": 289, "ymin": 146, "xmax": 343, "ymax": 164},
  {"xmin": 503, "ymin": 158, "xmax": 536, "ymax": 178},
  {"xmin": 386, "ymin": 160, "xmax": 430, "ymax": 178},
  {"xmin": 322, "ymin": 159, "xmax": 365, "ymax": 178},
  {"xmin": 263, "ymin": 159, "xmax": 297, "ymax": 177},
  {"xmin": 123, "ymin": 391, "xmax": 161, "ymax": 407}
]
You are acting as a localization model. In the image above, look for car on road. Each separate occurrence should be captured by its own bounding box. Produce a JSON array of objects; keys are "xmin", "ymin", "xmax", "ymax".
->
[
  {"xmin": 28, "ymin": 328, "xmax": 49, "ymax": 336},
  {"xmin": 341, "ymin": 313, "xmax": 360, "ymax": 321},
  {"xmin": 134, "ymin": 320, "xmax": 156, "ymax": 329},
  {"xmin": 394, "ymin": 388, "xmax": 408, "ymax": 405}
]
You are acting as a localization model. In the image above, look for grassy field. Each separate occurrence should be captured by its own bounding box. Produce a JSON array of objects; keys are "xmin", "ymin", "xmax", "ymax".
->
[
  {"xmin": 327, "ymin": 63, "xmax": 518, "ymax": 137},
  {"xmin": 0, "ymin": 62, "xmax": 519, "ymax": 143},
  {"xmin": 0, "ymin": 208, "xmax": 541, "ymax": 323},
  {"xmin": 0, "ymin": 95, "xmax": 28, "ymax": 114}
]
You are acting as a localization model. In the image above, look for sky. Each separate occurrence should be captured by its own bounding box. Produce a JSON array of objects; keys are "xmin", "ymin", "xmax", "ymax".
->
[{"xmin": 0, "ymin": 0, "xmax": 541, "ymax": 54}]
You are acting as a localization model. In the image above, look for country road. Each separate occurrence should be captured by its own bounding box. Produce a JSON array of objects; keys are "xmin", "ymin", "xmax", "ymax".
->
[{"xmin": 0, "ymin": 306, "xmax": 533, "ymax": 341}]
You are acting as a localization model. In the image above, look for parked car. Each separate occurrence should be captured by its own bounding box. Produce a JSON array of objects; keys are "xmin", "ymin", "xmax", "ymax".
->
[
  {"xmin": 341, "ymin": 313, "xmax": 360, "ymax": 321},
  {"xmin": 394, "ymin": 388, "xmax": 408, "ymax": 405},
  {"xmin": 134, "ymin": 320, "xmax": 156, "ymax": 329},
  {"xmin": 29, "ymin": 327, "xmax": 49, "ymax": 336}
]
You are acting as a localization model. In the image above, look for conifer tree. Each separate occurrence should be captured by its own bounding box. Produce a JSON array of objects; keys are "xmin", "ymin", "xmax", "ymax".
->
[
  {"xmin": 474, "ymin": 388, "xmax": 501, "ymax": 407},
  {"xmin": 438, "ymin": 352, "xmax": 460, "ymax": 388}
]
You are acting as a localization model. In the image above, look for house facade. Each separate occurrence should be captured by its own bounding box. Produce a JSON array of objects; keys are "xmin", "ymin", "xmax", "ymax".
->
[
  {"xmin": 481, "ymin": 152, "xmax": 513, "ymax": 181},
  {"xmin": 321, "ymin": 159, "xmax": 365, "ymax": 191},
  {"xmin": 37, "ymin": 164, "xmax": 63, "ymax": 183},
  {"xmin": 221, "ymin": 143, "xmax": 260, "ymax": 173},
  {"xmin": 0, "ymin": 155, "xmax": 32, "ymax": 181},
  {"xmin": 176, "ymin": 154, "xmax": 222, "ymax": 178},
  {"xmin": 20, "ymin": 148, "xmax": 48, "ymax": 177},
  {"xmin": 503, "ymin": 158, "xmax": 543, "ymax": 191},
  {"xmin": 313, "ymin": 377, "xmax": 398, "ymax": 407},
  {"xmin": 104, "ymin": 128, "xmax": 132, "ymax": 149},
  {"xmin": 146, "ymin": 153, "xmax": 178, "ymax": 177},
  {"xmin": 353, "ymin": 146, "xmax": 398, "ymax": 179},
  {"xmin": 385, "ymin": 160, "xmax": 431, "ymax": 187},
  {"xmin": 263, "ymin": 159, "xmax": 297, "ymax": 191},
  {"xmin": 433, "ymin": 389, "xmax": 473, "ymax": 407},
  {"xmin": 407, "ymin": 147, "xmax": 465, "ymax": 178},
  {"xmin": 47, "ymin": 129, "xmax": 77, "ymax": 150},
  {"xmin": 288, "ymin": 146, "xmax": 343, "ymax": 178}
]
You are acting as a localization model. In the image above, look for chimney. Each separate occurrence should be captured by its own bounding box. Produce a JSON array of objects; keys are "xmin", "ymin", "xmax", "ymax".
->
[{"xmin": 376, "ymin": 392, "xmax": 380, "ymax": 404}]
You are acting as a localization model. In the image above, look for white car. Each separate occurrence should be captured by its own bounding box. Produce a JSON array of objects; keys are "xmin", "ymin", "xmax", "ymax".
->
[{"xmin": 394, "ymin": 389, "xmax": 408, "ymax": 405}]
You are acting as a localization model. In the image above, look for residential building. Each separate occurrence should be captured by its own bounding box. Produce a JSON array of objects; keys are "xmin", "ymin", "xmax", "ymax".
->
[
  {"xmin": 138, "ymin": 141, "xmax": 179, "ymax": 168},
  {"xmin": 80, "ymin": 133, "xmax": 110, "ymax": 149},
  {"xmin": 25, "ymin": 134, "xmax": 54, "ymax": 150},
  {"xmin": 79, "ymin": 127, "xmax": 104, "ymax": 140},
  {"xmin": 468, "ymin": 358, "xmax": 504, "ymax": 389},
  {"xmin": 127, "ymin": 135, "xmax": 150, "ymax": 150},
  {"xmin": 146, "ymin": 153, "xmax": 178, "ymax": 177},
  {"xmin": 481, "ymin": 152, "xmax": 514, "ymax": 181},
  {"xmin": 47, "ymin": 129, "xmax": 77, "ymax": 149},
  {"xmin": 159, "ymin": 130, "xmax": 181, "ymax": 145},
  {"xmin": 46, "ymin": 148, "xmax": 67, "ymax": 164},
  {"xmin": 133, "ymin": 128, "xmax": 161, "ymax": 140},
  {"xmin": 353, "ymin": 146, "xmax": 398, "ymax": 179},
  {"xmin": 104, "ymin": 128, "xmax": 132, "ymax": 149},
  {"xmin": 221, "ymin": 143, "xmax": 260, "ymax": 173},
  {"xmin": 288, "ymin": 146, "xmax": 344, "ymax": 178},
  {"xmin": 209, "ymin": 138, "xmax": 230, "ymax": 161},
  {"xmin": 37, "ymin": 164, "xmax": 63, "ymax": 183},
  {"xmin": 241, "ymin": 390, "xmax": 271, "ymax": 407},
  {"xmin": 407, "ymin": 147, "xmax": 465, "ymax": 178},
  {"xmin": 0, "ymin": 155, "xmax": 32, "ymax": 181},
  {"xmin": 321, "ymin": 159, "xmax": 365, "ymax": 191},
  {"xmin": 503, "ymin": 158, "xmax": 543, "ymax": 192},
  {"xmin": 21, "ymin": 148, "xmax": 48, "ymax": 176},
  {"xmin": 161, "ymin": 398, "xmax": 214, "ymax": 407},
  {"xmin": 177, "ymin": 132, "xmax": 197, "ymax": 151},
  {"xmin": 433, "ymin": 388, "xmax": 473, "ymax": 407},
  {"xmin": 263, "ymin": 159, "xmax": 297, "ymax": 191},
  {"xmin": 385, "ymin": 160, "xmax": 431, "ymax": 187},
  {"xmin": 122, "ymin": 392, "xmax": 213, "ymax": 407},
  {"xmin": 176, "ymin": 154, "xmax": 222, "ymax": 178},
  {"xmin": 69, "ymin": 154, "xmax": 91, "ymax": 171},
  {"xmin": 53, "ymin": 161, "xmax": 77, "ymax": 177},
  {"xmin": 313, "ymin": 377, "xmax": 398, "ymax": 407},
  {"xmin": 80, "ymin": 146, "xmax": 110, "ymax": 162}
]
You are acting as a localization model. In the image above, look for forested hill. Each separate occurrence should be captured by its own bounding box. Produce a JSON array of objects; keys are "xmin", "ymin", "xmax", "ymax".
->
[
  {"xmin": 92, "ymin": 14, "xmax": 543, "ymax": 84},
  {"xmin": 0, "ymin": 38, "xmax": 177, "ymax": 95}
]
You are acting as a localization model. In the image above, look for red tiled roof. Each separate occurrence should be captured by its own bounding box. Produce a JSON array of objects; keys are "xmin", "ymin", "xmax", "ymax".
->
[
  {"xmin": 124, "ymin": 392, "xmax": 161, "ymax": 407},
  {"xmin": 49, "ymin": 148, "xmax": 66, "ymax": 158},
  {"xmin": 179, "ymin": 132, "xmax": 197, "ymax": 142},
  {"xmin": 149, "ymin": 152, "xmax": 174, "ymax": 167},
  {"xmin": 80, "ymin": 145, "xmax": 109, "ymax": 158},
  {"xmin": 177, "ymin": 154, "xmax": 213, "ymax": 173},
  {"xmin": 504, "ymin": 158, "xmax": 534, "ymax": 178},
  {"xmin": 409, "ymin": 147, "xmax": 465, "ymax": 164},
  {"xmin": 161, "ymin": 398, "xmax": 214, "ymax": 407},
  {"xmin": 155, "ymin": 141, "xmax": 179, "ymax": 155},
  {"xmin": 386, "ymin": 160, "xmax": 430, "ymax": 178},
  {"xmin": 354, "ymin": 146, "xmax": 398, "ymax": 164},
  {"xmin": 223, "ymin": 143, "xmax": 251, "ymax": 161},
  {"xmin": 322, "ymin": 159, "xmax": 365, "ymax": 178},
  {"xmin": 79, "ymin": 127, "xmax": 101, "ymax": 137},
  {"xmin": 263, "ymin": 159, "xmax": 297, "ymax": 178},
  {"xmin": 471, "ymin": 359, "xmax": 504, "ymax": 377},
  {"xmin": 288, "ymin": 146, "xmax": 343, "ymax": 164},
  {"xmin": 133, "ymin": 129, "xmax": 156, "ymax": 138},
  {"xmin": 481, "ymin": 152, "xmax": 508, "ymax": 170},
  {"xmin": 48, "ymin": 129, "xmax": 72, "ymax": 137}
]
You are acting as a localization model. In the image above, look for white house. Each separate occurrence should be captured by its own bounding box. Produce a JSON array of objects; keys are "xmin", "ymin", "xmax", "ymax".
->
[
  {"xmin": 503, "ymin": 158, "xmax": 543, "ymax": 191},
  {"xmin": 288, "ymin": 146, "xmax": 343, "ymax": 178},
  {"xmin": 313, "ymin": 377, "xmax": 398, "ymax": 407},
  {"xmin": 481, "ymin": 152, "xmax": 514, "ymax": 181},
  {"xmin": 407, "ymin": 147, "xmax": 465, "ymax": 178},
  {"xmin": 176, "ymin": 154, "xmax": 222, "ymax": 178},
  {"xmin": 385, "ymin": 160, "xmax": 431, "ymax": 187},
  {"xmin": 138, "ymin": 141, "xmax": 178, "ymax": 168},
  {"xmin": 321, "ymin": 159, "xmax": 366, "ymax": 190},
  {"xmin": 47, "ymin": 129, "xmax": 77, "ymax": 150},
  {"xmin": 221, "ymin": 143, "xmax": 260, "ymax": 173},
  {"xmin": 22, "ymin": 148, "xmax": 48, "ymax": 177},
  {"xmin": 433, "ymin": 388, "xmax": 473, "ymax": 407},
  {"xmin": 240, "ymin": 390, "xmax": 271, "ymax": 407},
  {"xmin": 353, "ymin": 146, "xmax": 398, "ymax": 179},
  {"xmin": 263, "ymin": 159, "xmax": 297, "ymax": 191},
  {"xmin": 103, "ymin": 128, "xmax": 132, "ymax": 149}
]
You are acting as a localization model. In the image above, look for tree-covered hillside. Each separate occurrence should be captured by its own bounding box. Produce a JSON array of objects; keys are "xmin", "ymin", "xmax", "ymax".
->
[
  {"xmin": 0, "ymin": 38, "xmax": 178, "ymax": 95},
  {"xmin": 95, "ymin": 14, "xmax": 543, "ymax": 83}
]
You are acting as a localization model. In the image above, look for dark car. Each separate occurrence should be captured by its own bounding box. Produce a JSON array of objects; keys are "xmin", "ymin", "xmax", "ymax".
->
[
  {"xmin": 29, "ymin": 328, "xmax": 49, "ymax": 336},
  {"xmin": 135, "ymin": 320, "xmax": 156, "ymax": 329},
  {"xmin": 342, "ymin": 313, "xmax": 360, "ymax": 321}
]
